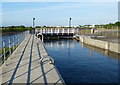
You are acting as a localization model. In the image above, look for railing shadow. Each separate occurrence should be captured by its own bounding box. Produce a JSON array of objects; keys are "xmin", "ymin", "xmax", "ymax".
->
[
  {"xmin": 8, "ymin": 35, "xmax": 31, "ymax": 84},
  {"xmin": 36, "ymin": 38, "xmax": 64, "ymax": 84},
  {"xmin": 27, "ymin": 35, "xmax": 34, "ymax": 84},
  {"xmin": 4, "ymin": 60, "xmax": 48, "ymax": 84},
  {"xmin": 0, "ymin": 58, "xmax": 39, "ymax": 75}
]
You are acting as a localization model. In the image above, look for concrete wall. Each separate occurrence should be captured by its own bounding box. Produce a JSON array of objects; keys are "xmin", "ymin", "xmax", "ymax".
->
[
  {"xmin": 94, "ymin": 29, "xmax": 119, "ymax": 37},
  {"xmin": 79, "ymin": 36, "xmax": 120, "ymax": 53}
]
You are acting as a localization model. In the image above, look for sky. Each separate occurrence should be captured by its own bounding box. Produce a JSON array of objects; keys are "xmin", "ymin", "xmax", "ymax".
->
[{"xmin": 1, "ymin": 2, "xmax": 119, "ymax": 27}]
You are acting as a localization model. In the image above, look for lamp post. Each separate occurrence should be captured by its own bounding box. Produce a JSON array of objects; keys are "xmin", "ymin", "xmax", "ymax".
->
[
  {"xmin": 32, "ymin": 17, "xmax": 35, "ymax": 34},
  {"xmin": 33, "ymin": 17, "xmax": 35, "ymax": 28},
  {"xmin": 69, "ymin": 17, "xmax": 72, "ymax": 28}
]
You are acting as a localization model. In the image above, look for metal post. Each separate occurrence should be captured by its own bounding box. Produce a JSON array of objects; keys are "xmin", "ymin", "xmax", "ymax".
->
[
  {"xmin": 16, "ymin": 35, "xmax": 17, "ymax": 46},
  {"xmin": 3, "ymin": 40, "xmax": 6, "ymax": 63},
  {"xmin": 9, "ymin": 37, "xmax": 11, "ymax": 55},
  {"xmin": 69, "ymin": 17, "xmax": 72, "ymax": 28},
  {"xmin": 42, "ymin": 35, "xmax": 44, "ymax": 42},
  {"xmin": 8, "ymin": 37, "xmax": 12, "ymax": 61},
  {"xmin": 18, "ymin": 35, "xmax": 19, "ymax": 45},
  {"xmin": 13, "ymin": 36, "xmax": 15, "ymax": 51},
  {"xmin": 16, "ymin": 35, "xmax": 18, "ymax": 46},
  {"xmin": 68, "ymin": 28, "xmax": 69, "ymax": 35},
  {"xmin": 33, "ymin": 18, "xmax": 35, "ymax": 28}
]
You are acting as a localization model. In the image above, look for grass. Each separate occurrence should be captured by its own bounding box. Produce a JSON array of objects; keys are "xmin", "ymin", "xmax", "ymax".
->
[
  {"xmin": 0, "ymin": 45, "xmax": 17, "ymax": 65},
  {"xmin": 79, "ymin": 30, "xmax": 91, "ymax": 34}
]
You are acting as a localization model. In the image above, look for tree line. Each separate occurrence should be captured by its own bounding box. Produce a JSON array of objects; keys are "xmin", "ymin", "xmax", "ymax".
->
[
  {"xmin": 95, "ymin": 22, "xmax": 120, "ymax": 29},
  {"xmin": 1, "ymin": 21, "xmax": 120, "ymax": 32},
  {"xmin": 2, "ymin": 25, "xmax": 32, "ymax": 32}
]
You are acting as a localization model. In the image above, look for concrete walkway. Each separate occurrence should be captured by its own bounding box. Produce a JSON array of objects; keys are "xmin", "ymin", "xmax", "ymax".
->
[{"xmin": 0, "ymin": 34, "xmax": 65, "ymax": 84}]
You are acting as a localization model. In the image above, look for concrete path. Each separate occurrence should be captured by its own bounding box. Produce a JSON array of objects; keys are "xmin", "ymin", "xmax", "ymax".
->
[{"xmin": 0, "ymin": 34, "xmax": 65, "ymax": 84}]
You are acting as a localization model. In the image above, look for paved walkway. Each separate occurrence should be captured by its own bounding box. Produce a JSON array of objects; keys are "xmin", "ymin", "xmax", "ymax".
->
[{"xmin": 0, "ymin": 34, "xmax": 64, "ymax": 84}]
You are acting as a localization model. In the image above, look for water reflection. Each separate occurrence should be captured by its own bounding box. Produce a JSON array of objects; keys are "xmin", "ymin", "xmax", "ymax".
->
[
  {"xmin": 81, "ymin": 42, "xmax": 120, "ymax": 60},
  {"xmin": 44, "ymin": 39, "xmax": 118, "ymax": 83},
  {"xmin": 44, "ymin": 39, "xmax": 75, "ymax": 48}
]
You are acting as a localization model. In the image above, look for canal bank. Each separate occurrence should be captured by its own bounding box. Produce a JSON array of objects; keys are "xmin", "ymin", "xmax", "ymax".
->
[{"xmin": 77, "ymin": 35, "xmax": 120, "ymax": 54}]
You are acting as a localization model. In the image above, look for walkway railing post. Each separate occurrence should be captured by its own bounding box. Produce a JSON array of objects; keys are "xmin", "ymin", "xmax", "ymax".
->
[
  {"xmin": 3, "ymin": 40, "xmax": 6, "ymax": 63},
  {"xmin": 18, "ymin": 35, "xmax": 19, "ymax": 45},
  {"xmin": 42, "ymin": 35, "xmax": 44, "ymax": 42},
  {"xmin": 16, "ymin": 35, "xmax": 18, "ymax": 46},
  {"xmin": 9, "ymin": 37, "xmax": 11, "ymax": 55},
  {"xmin": 13, "ymin": 36, "xmax": 15, "ymax": 51},
  {"xmin": 15, "ymin": 35, "xmax": 17, "ymax": 47}
]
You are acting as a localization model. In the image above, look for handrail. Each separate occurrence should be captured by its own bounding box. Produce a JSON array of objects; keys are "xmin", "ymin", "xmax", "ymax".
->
[
  {"xmin": 40, "ymin": 55, "xmax": 54, "ymax": 64},
  {"xmin": 36, "ymin": 33, "xmax": 44, "ymax": 42},
  {"xmin": 0, "ymin": 31, "xmax": 29, "ymax": 66},
  {"xmin": 36, "ymin": 35, "xmax": 54, "ymax": 64}
]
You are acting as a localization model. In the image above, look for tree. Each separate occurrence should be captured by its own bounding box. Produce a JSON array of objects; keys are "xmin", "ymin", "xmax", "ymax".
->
[{"xmin": 114, "ymin": 22, "xmax": 120, "ymax": 26}]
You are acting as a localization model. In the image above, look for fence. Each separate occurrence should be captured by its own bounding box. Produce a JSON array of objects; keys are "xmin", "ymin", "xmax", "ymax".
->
[{"xmin": 0, "ymin": 31, "xmax": 29, "ymax": 66}]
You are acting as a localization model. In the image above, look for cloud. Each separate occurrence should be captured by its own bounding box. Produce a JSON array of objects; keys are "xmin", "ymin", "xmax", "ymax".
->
[{"xmin": 1, "ymin": 0, "xmax": 120, "ymax": 2}]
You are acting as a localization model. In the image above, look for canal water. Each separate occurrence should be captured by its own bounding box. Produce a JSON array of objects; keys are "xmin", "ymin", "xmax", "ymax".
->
[
  {"xmin": 0, "ymin": 31, "xmax": 29, "ymax": 49},
  {"xmin": 1, "ymin": 32, "xmax": 119, "ymax": 83},
  {"xmin": 44, "ymin": 39, "xmax": 119, "ymax": 84}
]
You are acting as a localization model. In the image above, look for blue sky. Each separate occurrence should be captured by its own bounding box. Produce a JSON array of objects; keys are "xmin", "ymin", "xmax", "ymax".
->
[{"xmin": 2, "ymin": 2, "xmax": 118, "ymax": 26}]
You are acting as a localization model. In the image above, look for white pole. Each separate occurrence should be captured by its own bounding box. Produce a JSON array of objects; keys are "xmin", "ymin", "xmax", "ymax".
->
[
  {"xmin": 16, "ymin": 35, "xmax": 17, "ymax": 46},
  {"xmin": 18, "ymin": 35, "xmax": 19, "ymax": 45},
  {"xmin": 51, "ymin": 28, "xmax": 53, "ymax": 34},
  {"xmin": 9, "ymin": 37, "xmax": 11, "ymax": 55},
  {"xmin": 13, "ymin": 36, "xmax": 15, "ymax": 51},
  {"xmin": 3, "ymin": 40, "xmax": 5, "ymax": 63},
  {"xmin": 57, "ymin": 29, "xmax": 59, "ymax": 35},
  {"xmin": 62, "ymin": 28, "xmax": 64, "ymax": 35},
  {"xmin": 42, "ymin": 34, "xmax": 44, "ymax": 42},
  {"xmin": 68, "ymin": 28, "xmax": 69, "ymax": 35}
]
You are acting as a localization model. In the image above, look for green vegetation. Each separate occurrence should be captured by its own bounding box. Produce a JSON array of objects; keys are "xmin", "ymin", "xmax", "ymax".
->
[
  {"xmin": 35, "ymin": 26, "xmax": 67, "ymax": 28},
  {"xmin": 2, "ymin": 25, "xmax": 33, "ymax": 32},
  {"xmin": 95, "ymin": 22, "xmax": 120, "ymax": 29},
  {"xmin": 0, "ymin": 45, "xmax": 17, "ymax": 65}
]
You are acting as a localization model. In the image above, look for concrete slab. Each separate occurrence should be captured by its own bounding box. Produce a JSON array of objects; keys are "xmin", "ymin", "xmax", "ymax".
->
[{"xmin": 0, "ymin": 34, "xmax": 65, "ymax": 84}]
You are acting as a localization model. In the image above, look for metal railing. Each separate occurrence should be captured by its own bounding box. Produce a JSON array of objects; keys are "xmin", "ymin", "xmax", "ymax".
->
[
  {"xmin": 36, "ymin": 34, "xmax": 54, "ymax": 64},
  {"xmin": 40, "ymin": 55, "xmax": 54, "ymax": 64},
  {"xmin": 0, "ymin": 31, "xmax": 29, "ymax": 66}
]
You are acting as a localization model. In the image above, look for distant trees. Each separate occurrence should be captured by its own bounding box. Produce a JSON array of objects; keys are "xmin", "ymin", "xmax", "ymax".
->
[
  {"xmin": 95, "ymin": 22, "xmax": 120, "ymax": 29},
  {"xmin": 2, "ymin": 25, "xmax": 32, "ymax": 32},
  {"xmin": 114, "ymin": 22, "xmax": 120, "ymax": 26}
]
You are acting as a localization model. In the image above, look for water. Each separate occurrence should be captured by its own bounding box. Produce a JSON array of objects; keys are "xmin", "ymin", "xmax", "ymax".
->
[
  {"xmin": 44, "ymin": 39, "xmax": 119, "ymax": 83},
  {"xmin": 1, "ymin": 32, "xmax": 119, "ymax": 83},
  {"xmin": 0, "ymin": 31, "xmax": 29, "ymax": 49}
]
